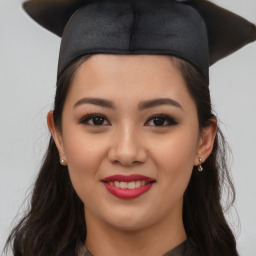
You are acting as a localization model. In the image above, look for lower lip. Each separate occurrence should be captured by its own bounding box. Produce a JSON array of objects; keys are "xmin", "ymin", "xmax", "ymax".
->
[{"xmin": 103, "ymin": 183, "xmax": 153, "ymax": 199}]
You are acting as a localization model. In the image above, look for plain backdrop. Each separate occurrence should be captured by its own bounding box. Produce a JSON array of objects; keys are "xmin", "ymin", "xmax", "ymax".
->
[{"xmin": 0, "ymin": 0, "xmax": 256, "ymax": 255}]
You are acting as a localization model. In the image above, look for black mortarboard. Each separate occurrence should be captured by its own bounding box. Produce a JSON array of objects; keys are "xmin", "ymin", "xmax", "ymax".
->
[{"xmin": 23, "ymin": 0, "xmax": 256, "ymax": 83}]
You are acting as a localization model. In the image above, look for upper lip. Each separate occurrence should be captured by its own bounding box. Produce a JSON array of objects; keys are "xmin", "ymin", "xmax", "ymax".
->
[{"xmin": 102, "ymin": 174, "xmax": 155, "ymax": 183}]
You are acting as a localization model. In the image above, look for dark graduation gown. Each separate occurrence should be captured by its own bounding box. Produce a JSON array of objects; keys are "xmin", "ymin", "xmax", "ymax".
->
[{"xmin": 78, "ymin": 238, "xmax": 201, "ymax": 256}]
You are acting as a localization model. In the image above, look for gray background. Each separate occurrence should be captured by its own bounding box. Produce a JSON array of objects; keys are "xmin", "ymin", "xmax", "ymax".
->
[{"xmin": 0, "ymin": 0, "xmax": 256, "ymax": 255}]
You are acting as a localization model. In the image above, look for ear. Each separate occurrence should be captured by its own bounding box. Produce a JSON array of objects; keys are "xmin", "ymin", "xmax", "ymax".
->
[
  {"xmin": 47, "ymin": 111, "xmax": 66, "ymax": 164},
  {"xmin": 194, "ymin": 117, "xmax": 217, "ymax": 165}
]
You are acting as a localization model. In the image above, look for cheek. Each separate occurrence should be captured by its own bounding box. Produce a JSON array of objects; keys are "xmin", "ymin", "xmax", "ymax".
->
[
  {"xmin": 152, "ymin": 129, "xmax": 198, "ymax": 193},
  {"xmin": 61, "ymin": 127, "xmax": 106, "ymax": 198}
]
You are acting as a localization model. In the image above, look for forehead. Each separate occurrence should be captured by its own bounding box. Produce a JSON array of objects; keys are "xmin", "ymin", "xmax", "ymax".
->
[
  {"xmin": 65, "ymin": 54, "xmax": 195, "ymax": 110},
  {"xmin": 72, "ymin": 54, "xmax": 184, "ymax": 90}
]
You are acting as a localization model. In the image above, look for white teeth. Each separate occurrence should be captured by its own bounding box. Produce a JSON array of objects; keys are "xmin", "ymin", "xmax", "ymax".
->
[
  {"xmin": 108, "ymin": 180, "xmax": 150, "ymax": 189},
  {"xmin": 120, "ymin": 182, "xmax": 127, "ymax": 189},
  {"xmin": 135, "ymin": 181, "xmax": 141, "ymax": 188},
  {"xmin": 128, "ymin": 181, "xmax": 136, "ymax": 189}
]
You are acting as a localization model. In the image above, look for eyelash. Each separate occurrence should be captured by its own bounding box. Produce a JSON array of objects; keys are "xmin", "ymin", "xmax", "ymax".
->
[{"xmin": 79, "ymin": 113, "xmax": 178, "ymax": 127}]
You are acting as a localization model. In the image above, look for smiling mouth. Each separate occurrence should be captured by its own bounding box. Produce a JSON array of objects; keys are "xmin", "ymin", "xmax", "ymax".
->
[
  {"xmin": 101, "ymin": 175, "xmax": 156, "ymax": 199},
  {"xmin": 102, "ymin": 180, "xmax": 154, "ymax": 189}
]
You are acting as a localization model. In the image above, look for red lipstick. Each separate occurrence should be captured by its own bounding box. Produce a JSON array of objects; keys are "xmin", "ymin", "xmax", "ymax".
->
[{"xmin": 102, "ymin": 174, "xmax": 155, "ymax": 199}]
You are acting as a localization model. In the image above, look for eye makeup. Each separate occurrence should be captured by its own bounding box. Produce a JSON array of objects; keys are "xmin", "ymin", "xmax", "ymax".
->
[{"xmin": 78, "ymin": 112, "xmax": 178, "ymax": 127}]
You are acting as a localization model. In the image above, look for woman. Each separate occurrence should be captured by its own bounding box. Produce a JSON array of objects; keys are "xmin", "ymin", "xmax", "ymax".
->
[{"xmin": 4, "ymin": 0, "xmax": 256, "ymax": 255}]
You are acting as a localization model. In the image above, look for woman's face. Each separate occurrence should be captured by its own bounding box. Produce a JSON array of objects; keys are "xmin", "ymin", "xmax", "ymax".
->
[{"xmin": 49, "ymin": 54, "xmax": 215, "ymax": 232}]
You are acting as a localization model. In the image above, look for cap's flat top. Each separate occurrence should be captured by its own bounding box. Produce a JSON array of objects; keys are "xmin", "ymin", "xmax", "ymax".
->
[{"xmin": 22, "ymin": 0, "xmax": 256, "ymax": 82}]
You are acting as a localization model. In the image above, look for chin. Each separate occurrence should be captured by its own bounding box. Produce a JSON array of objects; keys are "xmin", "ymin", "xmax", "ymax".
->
[
  {"xmin": 101, "ymin": 206, "xmax": 154, "ymax": 232},
  {"xmin": 108, "ymin": 218, "xmax": 150, "ymax": 232}
]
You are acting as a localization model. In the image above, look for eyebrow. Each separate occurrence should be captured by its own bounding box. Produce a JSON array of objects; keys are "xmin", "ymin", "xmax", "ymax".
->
[{"xmin": 74, "ymin": 97, "xmax": 183, "ymax": 110}]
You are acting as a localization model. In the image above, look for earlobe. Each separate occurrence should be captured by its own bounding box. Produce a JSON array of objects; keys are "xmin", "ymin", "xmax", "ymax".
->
[
  {"xmin": 195, "ymin": 118, "xmax": 217, "ymax": 166},
  {"xmin": 47, "ymin": 111, "xmax": 65, "ymax": 159}
]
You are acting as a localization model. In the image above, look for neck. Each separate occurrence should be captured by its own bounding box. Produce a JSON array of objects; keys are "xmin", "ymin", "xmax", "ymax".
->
[{"xmin": 84, "ymin": 207, "xmax": 187, "ymax": 256}]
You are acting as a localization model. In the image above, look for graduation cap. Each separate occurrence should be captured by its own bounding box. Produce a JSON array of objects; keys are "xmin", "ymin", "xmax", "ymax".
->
[{"xmin": 22, "ymin": 0, "xmax": 256, "ymax": 82}]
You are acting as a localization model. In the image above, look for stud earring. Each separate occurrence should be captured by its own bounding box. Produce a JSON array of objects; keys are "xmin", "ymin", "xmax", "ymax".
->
[
  {"xmin": 198, "ymin": 158, "xmax": 203, "ymax": 172},
  {"xmin": 59, "ymin": 157, "xmax": 67, "ymax": 166}
]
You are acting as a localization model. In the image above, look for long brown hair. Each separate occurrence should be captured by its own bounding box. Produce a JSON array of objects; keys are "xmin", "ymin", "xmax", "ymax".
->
[{"xmin": 4, "ymin": 54, "xmax": 239, "ymax": 256}]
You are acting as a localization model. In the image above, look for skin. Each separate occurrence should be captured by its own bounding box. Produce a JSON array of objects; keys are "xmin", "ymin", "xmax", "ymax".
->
[{"xmin": 48, "ymin": 54, "xmax": 216, "ymax": 256}]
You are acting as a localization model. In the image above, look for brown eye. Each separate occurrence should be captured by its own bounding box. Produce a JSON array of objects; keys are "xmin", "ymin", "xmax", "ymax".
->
[
  {"xmin": 79, "ymin": 114, "xmax": 110, "ymax": 126},
  {"xmin": 152, "ymin": 117, "xmax": 165, "ymax": 126},
  {"xmin": 145, "ymin": 114, "xmax": 178, "ymax": 127}
]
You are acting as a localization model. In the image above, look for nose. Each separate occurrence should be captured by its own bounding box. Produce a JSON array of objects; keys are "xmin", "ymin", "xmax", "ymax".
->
[{"xmin": 107, "ymin": 124, "xmax": 147, "ymax": 167}]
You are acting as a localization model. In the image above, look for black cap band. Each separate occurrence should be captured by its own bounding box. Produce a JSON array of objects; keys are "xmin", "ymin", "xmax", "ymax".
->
[{"xmin": 58, "ymin": 1, "xmax": 209, "ymax": 80}]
